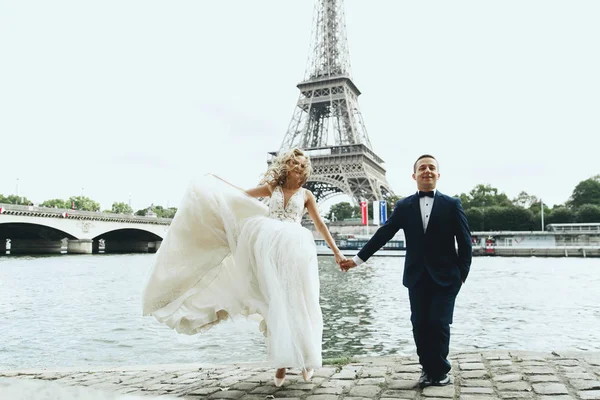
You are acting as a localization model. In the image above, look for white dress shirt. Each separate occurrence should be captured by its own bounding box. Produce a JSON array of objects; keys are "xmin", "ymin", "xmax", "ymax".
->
[{"xmin": 352, "ymin": 189, "xmax": 436, "ymax": 267}]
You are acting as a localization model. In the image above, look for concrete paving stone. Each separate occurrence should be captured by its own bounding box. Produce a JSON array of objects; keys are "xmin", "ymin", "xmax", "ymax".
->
[
  {"xmin": 526, "ymin": 374, "xmax": 560, "ymax": 383},
  {"xmin": 347, "ymin": 384, "xmax": 382, "ymax": 398},
  {"xmin": 248, "ymin": 385, "xmax": 280, "ymax": 394},
  {"xmin": 329, "ymin": 370, "xmax": 357, "ymax": 380},
  {"xmin": 313, "ymin": 386, "xmax": 345, "ymax": 395},
  {"xmin": 207, "ymin": 389, "xmax": 247, "ymax": 399},
  {"xmin": 462, "ymin": 370, "xmax": 490, "ymax": 379},
  {"xmin": 388, "ymin": 372, "xmax": 418, "ymax": 380},
  {"xmin": 492, "ymin": 374, "xmax": 523, "ymax": 383},
  {"xmin": 569, "ymin": 379, "xmax": 600, "ymax": 390},
  {"xmin": 421, "ymin": 384, "xmax": 456, "ymax": 397},
  {"xmin": 496, "ymin": 381, "xmax": 532, "ymax": 392},
  {"xmin": 359, "ymin": 366, "xmax": 389, "ymax": 377},
  {"xmin": 565, "ymin": 372, "xmax": 597, "ymax": 380},
  {"xmin": 187, "ymin": 386, "xmax": 223, "ymax": 396},
  {"xmin": 461, "ymin": 387, "xmax": 495, "ymax": 394},
  {"xmin": 460, "ymin": 363, "xmax": 486, "ymax": 370},
  {"xmin": 579, "ymin": 391, "xmax": 600, "ymax": 400},
  {"xmin": 462, "ymin": 379, "xmax": 494, "ymax": 387},
  {"xmin": 394, "ymin": 364, "xmax": 422, "ymax": 373},
  {"xmin": 497, "ymin": 393, "xmax": 534, "ymax": 399},
  {"xmin": 228, "ymin": 382, "xmax": 259, "ymax": 391},
  {"xmin": 272, "ymin": 389, "xmax": 307, "ymax": 397},
  {"xmin": 559, "ymin": 366, "xmax": 589, "ymax": 374},
  {"xmin": 387, "ymin": 379, "xmax": 418, "ymax": 390},
  {"xmin": 489, "ymin": 361, "xmax": 512, "ymax": 367},
  {"xmin": 305, "ymin": 396, "xmax": 339, "ymax": 400},
  {"xmin": 380, "ymin": 389, "xmax": 417, "ymax": 398},
  {"xmin": 285, "ymin": 383, "xmax": 315, "ymax": 390},
  {"xmin": 531, "ymin": 382, "xmax": 569, "ymax": 395},
  {"xmin": 318, "ymin": 379, "xmax": 354, "ymax": 389},
  {"xmin": 522, "ymin": 367, "xmax": 555, "ymax": 375},
  {"xmin": 313, "ymin": 367, "xmax": 337, "ymax": 378},
  {"xmin": 356, "ymin": 377, "xmax": 385, "ymax": 385}
]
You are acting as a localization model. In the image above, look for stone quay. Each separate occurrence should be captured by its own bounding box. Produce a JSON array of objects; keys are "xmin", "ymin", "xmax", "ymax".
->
[{"xmin": 1, "ymin": 351, "xmax": 600, "ymax": 399}]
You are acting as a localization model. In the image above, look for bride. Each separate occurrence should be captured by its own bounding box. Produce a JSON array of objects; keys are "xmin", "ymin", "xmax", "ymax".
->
[{"xmin": 142, "ymin": 148, "xmax": 345, "ymax": 386}]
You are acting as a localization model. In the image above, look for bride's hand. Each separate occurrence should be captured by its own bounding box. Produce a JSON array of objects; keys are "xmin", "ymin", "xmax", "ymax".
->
[{"xmin": 334, "ymin": 251, "xmax": 346, "ymax": 266}]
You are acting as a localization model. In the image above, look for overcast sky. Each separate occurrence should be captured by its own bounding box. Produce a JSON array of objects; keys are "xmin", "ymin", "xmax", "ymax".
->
[{"xmin": 1, "ymin": 1, "xmax": 598, "ymax": 213}]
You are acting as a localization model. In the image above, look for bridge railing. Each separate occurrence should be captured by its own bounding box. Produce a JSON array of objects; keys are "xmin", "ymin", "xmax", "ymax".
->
[{"xmin": 0, "ymin": 203, "xmax": 173, "ymax": 224}]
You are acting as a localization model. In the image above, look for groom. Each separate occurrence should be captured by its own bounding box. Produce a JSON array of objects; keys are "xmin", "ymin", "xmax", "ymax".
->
[{"xmin": 340, "ymin": 154, "xmax": 472, "ymax": 387}]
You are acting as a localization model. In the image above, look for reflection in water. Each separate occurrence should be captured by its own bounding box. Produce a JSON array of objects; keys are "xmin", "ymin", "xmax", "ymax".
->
[{"xmin": 0, "ymin": 254, "xmax": 599, "ymax": 369}]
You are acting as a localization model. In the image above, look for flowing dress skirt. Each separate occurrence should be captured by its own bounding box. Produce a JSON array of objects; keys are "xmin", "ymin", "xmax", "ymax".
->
[{"xmin": 142, "ymin": 176, "xmax": 323, "ymax": 369}]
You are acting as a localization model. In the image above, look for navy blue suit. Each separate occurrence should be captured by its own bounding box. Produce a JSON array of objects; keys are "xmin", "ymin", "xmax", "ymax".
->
[{"xmin": 357, "ymin": 190, "xmax": 472, "ymax": 379}]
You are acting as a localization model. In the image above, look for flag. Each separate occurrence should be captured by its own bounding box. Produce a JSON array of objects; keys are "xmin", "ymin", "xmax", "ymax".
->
[
  {"xmin": 0, "ymin": 207, "xmax": 4, "ymax": 214},
  {"xmin": 61, "ymin": 212, "xmax": 68, "ymax": 218},
  {"xmin": 360, "ymin": 201, "xmax": 368, "ymax": 225},
  {"xmin": 372, "ymin": 200, "xmax": 380, "ymax": 225},
  {"xmin": 380, "ymin": 200, "xmax": 388, "ymax": 224}
]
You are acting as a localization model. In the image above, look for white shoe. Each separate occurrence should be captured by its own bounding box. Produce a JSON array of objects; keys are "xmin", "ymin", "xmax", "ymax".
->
[{"xmin": 302, "ymin": 368, "xmax": 314, "ymax": 382}]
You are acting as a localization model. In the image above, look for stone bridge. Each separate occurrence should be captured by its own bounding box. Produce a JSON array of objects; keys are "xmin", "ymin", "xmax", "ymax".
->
[{"xmin": 0, "ymin": 203, "xmax": 172, "ymax": 255}]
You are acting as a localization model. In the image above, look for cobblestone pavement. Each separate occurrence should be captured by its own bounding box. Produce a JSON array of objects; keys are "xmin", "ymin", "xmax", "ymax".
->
[{"xmin": 1, "ymin": 351, "xmax": 600, "ymax": 399}]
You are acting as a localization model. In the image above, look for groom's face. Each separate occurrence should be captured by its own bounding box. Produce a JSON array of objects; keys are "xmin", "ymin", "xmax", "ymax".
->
[{"xmin": 412, "ymin": 157, "xmax": 440, "ymax": 190}]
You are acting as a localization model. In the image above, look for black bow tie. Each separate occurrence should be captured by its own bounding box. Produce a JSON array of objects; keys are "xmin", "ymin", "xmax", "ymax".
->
[{"xmin": 418, "ymin": 191, "xmax": 434, "ymax": 198}]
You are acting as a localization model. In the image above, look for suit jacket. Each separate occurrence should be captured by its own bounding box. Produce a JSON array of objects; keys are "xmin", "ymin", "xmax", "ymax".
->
[{"xmin": 357, "ymin": 191, "xmax": 472, "ymax": 288}]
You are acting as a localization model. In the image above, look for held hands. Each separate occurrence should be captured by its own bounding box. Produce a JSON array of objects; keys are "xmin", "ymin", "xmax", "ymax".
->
[
  {"xmin": 334, "ymin": 251, "xmax": 346, "ymax": 269},
  {"xmin": 333, "ymin": 249, "xmax": 357, "ymax": 272},
  {"xmin": 339, "ymin": 258, "xmax": 357, "ymax": 272}
]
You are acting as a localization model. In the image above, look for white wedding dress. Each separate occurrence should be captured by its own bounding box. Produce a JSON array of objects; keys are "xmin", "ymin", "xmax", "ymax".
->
[{"xmin": 142, "ymin": 175, "xmax": 323, "ymax": 369}]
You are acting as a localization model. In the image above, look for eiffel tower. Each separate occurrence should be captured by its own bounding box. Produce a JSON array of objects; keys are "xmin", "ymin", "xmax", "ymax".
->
[{"xmin": 269, "ymin": 0, "xmax": 394, "ymax": 205}]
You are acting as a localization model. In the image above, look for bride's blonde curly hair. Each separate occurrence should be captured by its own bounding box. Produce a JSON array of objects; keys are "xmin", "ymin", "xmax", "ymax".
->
[{"xmin": 260, "ymin": 148, "xmax": 313, "ymax": 188}]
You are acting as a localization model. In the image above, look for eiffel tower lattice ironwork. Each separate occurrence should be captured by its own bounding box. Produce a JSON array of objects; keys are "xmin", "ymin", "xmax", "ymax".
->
[{"xmin": 270, "ymin": 0, "xmax": 394, "ymax": 205}]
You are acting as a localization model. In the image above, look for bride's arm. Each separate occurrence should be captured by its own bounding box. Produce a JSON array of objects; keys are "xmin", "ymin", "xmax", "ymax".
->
[
  {"xmin": 305, "ymin": 190, "xmax": 345, "ymax": 264},
  {"xmin": 207, "ymin": 174, "xmax": 245, "ymax": 191},
  {"xmin": 207, "ymin": 173, "xmax": 273, "ymax": 198},
  {"xmin": 245, "ymin": 184, "xmax": 274, "ymax": 198}
]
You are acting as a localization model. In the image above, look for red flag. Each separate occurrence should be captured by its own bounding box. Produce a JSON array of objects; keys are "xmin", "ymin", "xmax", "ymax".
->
[
  {"xmin": 360, "ymin": 201, "xmax": 368, "ymax": 225},
  {"xmin": 61, "ymin": 212, "xmax": 68, "ymax": 218},
  {"xmin": 0, "ymin": 207, "xmax": 4, "ymax": 214}
]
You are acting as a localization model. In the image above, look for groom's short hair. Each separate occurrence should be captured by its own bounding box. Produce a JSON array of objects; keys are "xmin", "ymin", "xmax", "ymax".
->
[{"xmin": 413, "ymin": 154, "xmax": 438, "ymax": 172}]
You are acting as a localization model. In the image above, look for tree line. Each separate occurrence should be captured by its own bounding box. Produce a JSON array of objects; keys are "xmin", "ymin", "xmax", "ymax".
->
[{"xmin": 327, "ymin": 175, "xmax": 600, "ymax": 231}]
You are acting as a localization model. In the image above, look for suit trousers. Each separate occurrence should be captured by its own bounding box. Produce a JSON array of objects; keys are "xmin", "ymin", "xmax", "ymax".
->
[{"xmin": 408, "ymin": 269, "xmax": 461, "ymax": 379}]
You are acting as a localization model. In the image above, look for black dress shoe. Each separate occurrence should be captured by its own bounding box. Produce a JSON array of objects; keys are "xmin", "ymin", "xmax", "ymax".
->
[{"xmin": 431, "ymin": 373, "xmax": 451, "ymax": 386}]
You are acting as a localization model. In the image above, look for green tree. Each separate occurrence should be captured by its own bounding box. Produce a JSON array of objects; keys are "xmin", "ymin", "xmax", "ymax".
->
[
  {"xmin": 111, "ymin": 202, "xmax": 133, "ymax": 214},
  {"xmin": 545, "ymin": 206, "xmax": 575, "ymax": 225},
  {"xmin": 484, "ymin": 206, "xmax": 536, "ymax": 231},
  {"xmin": 40, "ymin": 199, "xmax": 69, "ymax": 208},
  {"xmin": 385, "ymin": 195, "xmax": 403, "ymax": 217},
  {"xmin": 161, "ymin": 207, "xmax": 177, "ymax": 219},
  {"xmin": 458, "ymin": 184, "xmax": 512, "ymax": 209},
  {"xmin": 0, "ymin": 194, "xmax": 32, "ymax": 205},
  {"xmin": 327, "ymin": 202, "xmax": 355, "ymax": 221},
  {"xmin": 512, "ymin": 191, "xmax": 538, "ymax": 208},
  {"xmin": 575, "ymin": 204, "xmax": 600, "ymax": 223},
  {"xmin": 69, "ymin": 196, "xmax": 100, "ymax": 211},
  {"xmin": 567, "ymin": 175, "xmax": 600, "ymax": 208},
  {"xmin": 135, "ymin": 204, "xmax": 176, "ymax": 218},
  {"xmin": 465, "ymin": 207, "xmax": 484, "ymax": 231}
]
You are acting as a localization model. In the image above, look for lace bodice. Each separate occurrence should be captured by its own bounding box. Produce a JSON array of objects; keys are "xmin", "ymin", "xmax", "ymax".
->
[{"xmin": 269, "ymin": 186, "xmax": 306, "ymax": 223}]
